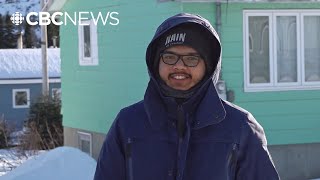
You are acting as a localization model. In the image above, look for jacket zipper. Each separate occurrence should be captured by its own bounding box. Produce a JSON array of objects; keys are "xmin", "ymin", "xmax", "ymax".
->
[
  {"xmin": 227, "ymin": 143, "xmax": 238, "ymax": 180},
  {"xmin": 176, "ymin": 105, "xmax": 185, "ymax": 179},
  {"xmin": 177, "ymin": 105, "xmax": 185, "ymax": 139},
  {"xmin": 126, "ymin": 138, "xmax": 133, "ymax": 180}
]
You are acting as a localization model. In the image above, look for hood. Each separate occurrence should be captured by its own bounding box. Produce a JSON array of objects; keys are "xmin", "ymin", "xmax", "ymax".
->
[{"xmin": 146, "ymin": 13, "xmax": 222, "ymax": 86}]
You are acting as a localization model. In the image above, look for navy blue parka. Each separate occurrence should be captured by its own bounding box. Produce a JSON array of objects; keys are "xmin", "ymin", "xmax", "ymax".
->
[{"xmin": 94, "ymin": 13, "xmax": 280, "ymax": 180}]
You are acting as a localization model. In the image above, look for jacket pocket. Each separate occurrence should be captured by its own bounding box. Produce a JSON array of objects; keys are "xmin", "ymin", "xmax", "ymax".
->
[
  {"xmin": 124, "ymin": 136, "xmax": 176, "ymax": 180},
  {"xmin": 184, "ymin": 139, "xmax": 239, "ymax": 180}
]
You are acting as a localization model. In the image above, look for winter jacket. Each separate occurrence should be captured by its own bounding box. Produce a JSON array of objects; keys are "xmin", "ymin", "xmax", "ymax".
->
[{"xmin": 94, "ymin": 13, "xmax": 280, "ymax": 180}]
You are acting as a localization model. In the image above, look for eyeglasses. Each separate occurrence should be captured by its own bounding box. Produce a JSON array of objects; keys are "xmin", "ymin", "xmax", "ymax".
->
[{"xmin": 160, "ymin": 52, "xmax": 202, "ymax": 67}]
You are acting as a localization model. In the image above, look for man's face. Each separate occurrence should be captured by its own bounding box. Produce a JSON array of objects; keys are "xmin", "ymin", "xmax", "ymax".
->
[{"xmin": 159, "ymin": 45, "xmax": 206, "ymax": 91}]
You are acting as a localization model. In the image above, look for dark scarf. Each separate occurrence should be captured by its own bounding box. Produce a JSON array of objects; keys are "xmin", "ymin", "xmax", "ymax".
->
[{"xmin": 158, "ymin": 74, "xmax": 209, "ymax": 101}]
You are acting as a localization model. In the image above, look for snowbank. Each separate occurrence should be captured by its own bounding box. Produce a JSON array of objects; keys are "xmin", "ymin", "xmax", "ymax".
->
[{"xmin": 0, "ymin": 146, "xmax": 96, "ymax": 180}]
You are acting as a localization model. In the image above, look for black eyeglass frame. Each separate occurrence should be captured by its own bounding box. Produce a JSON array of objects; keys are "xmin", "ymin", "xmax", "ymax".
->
[{"xmin": 160, "ymin": 52, "xmax": 203, "ymax": 67}]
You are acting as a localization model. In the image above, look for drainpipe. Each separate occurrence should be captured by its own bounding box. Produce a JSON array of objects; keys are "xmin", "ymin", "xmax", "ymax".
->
[
  {"xmin": 215, "ymin": 1, "xmax": 235, "ymax": 102},
  {"xmin": 215, "ymin": 0, "xmax": 222, "ymax": 81},
  {"xmin": 215, "ymin": 0, "xmax": 222, "ymax": 37}
]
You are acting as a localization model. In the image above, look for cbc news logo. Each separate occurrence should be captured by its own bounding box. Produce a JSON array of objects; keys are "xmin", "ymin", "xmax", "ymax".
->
[
  {"xmin": 11, "ymin": 12, "xmax": 24, "ymax": 25},
  {"xmin": 10, "ymin": 11, "xmax": 119, "ymax": 26}
]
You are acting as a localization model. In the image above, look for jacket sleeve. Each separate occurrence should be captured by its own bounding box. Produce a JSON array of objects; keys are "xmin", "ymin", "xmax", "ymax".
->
[
  {"xmin": 94, "ymin": 114, "xmax": 126, "ymax": 180},
  {"xmin": 236, "ymin": 113, "xmax": 280, "ymax": 180}
]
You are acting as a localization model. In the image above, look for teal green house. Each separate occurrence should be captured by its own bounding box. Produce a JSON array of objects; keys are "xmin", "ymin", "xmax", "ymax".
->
[{"xmin": 49, "ymin": 1, "xmax": 320, "ymax": 179}]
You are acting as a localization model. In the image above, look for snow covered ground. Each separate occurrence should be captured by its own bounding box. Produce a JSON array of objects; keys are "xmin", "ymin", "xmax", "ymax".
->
[
  {"xmin": 0, "ymin": 148, "xmax": 44, "ymax": 176},
  {"xmin": 0, "ymin": 146, "xmax": 96, "ymax": 180}
]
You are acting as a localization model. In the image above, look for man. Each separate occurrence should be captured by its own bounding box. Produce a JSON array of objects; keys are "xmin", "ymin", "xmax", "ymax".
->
[{"xmin": 94, "ymin": 13, "xmax": 280, "ymax": 180}]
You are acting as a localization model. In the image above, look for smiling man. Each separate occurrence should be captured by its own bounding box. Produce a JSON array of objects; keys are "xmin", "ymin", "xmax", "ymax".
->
[
  {"xmin": 159, "ymin": 45, "xmax": 206, "ymax": 90},
  {"xmin": 94, "ymin": 13, "xmax": 280, "ymax": 180}
]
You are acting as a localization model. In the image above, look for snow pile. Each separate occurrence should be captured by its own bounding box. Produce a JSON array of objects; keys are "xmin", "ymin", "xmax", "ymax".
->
[
  {"xmin": 0, "ymin": 146, "xmax": 97, "ymax": 180},
  {"xmin": 0, "ymin": 48, "xmax": 60, "ymax": 79},
  {"xmin": 0, "ymin": 149, "xmax": 43, "ymax": 176}
]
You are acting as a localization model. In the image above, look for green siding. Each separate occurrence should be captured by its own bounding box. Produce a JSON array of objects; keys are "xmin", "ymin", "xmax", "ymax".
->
[
  {"xmin": 219, "ymin": 3, "xmax": 320, "ymax": 145},
  {"xmin": 60, "ymin": 0, "xmax": 182, "ymax": 134},
  {"xmin": 182, "ymin": 3, "xmax": 216, "ymax": 34}
]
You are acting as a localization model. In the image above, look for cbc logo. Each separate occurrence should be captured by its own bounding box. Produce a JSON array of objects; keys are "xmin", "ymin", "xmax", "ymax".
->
[
  {"xmin": 10, "ymin": 12, "xmax": 24, "ymax": 25},
  {"xmin": 10, "ymin": 11, "xmax": 120, "ymax": 26}
]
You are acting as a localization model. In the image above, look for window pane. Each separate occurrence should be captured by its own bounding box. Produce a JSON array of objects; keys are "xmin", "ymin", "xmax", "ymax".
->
[
  {"xmin": 277, "ymin": 16, "xmax": 297, "ymax": 83},
  {"xmin": 15, "ymin": 91, "xmax": 27, "ymax": 106},
  {"xmin": 80, "ymin": 139, "xmax": 90, "ymax": 155},
  {"xmin": 304, "ymin": 16, "xmax": 320, "ymax": 82},
  {"xmin": 52, "ymin": 89, "xmax": 61, "ymax": 100},
  {"xmin": 249, "ymin": 16, "xmax": 270, "ymax": 84},
  {"xmin": 83, "ymin": 25, "xmax": 91, "ymax": 58}
]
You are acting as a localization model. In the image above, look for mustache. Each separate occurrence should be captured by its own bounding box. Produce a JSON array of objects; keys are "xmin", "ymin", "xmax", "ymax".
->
[{"xmin": 168, "ymin": 72, "xmax": 191, "ymax": 78}]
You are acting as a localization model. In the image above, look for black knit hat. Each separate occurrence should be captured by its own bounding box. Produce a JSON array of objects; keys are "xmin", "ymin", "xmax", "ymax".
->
[{"xmin": 154, "ymin": 23, "xmax": 219, "ymax": 76}]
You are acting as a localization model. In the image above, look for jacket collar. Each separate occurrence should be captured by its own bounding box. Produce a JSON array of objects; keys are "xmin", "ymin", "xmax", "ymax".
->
[
  {"xmin": 192, "ymin": 82, "xmax": 226, "ymax": 130},
  {"xmin": 144, "ymin": 79, "xmax": 226, "ymax": 131}
]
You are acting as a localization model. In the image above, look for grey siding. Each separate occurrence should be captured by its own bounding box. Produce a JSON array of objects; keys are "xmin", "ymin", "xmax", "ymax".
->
[{"xmin": 0, "ymin": 82, "xmax": 60, "ymax": 130}]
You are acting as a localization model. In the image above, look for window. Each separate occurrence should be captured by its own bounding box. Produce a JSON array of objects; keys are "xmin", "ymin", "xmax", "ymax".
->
[
  {"xmin": 77, "ymin": 131, "xmax": 92, "ymax": 156},
  {"xmin": 244, "ymin": 10, "xmax": 320, "ymax": 92},
  {"xmin": 52, "ymin": 88, "xmax": 61, "ymax": 100},
  {"xmin": 12, "ymin": 89, "xmax": 30, "ymax": 108},
  {"xmin": 78, "ymin": 20, "xmax": 98, "ymax": 66}
]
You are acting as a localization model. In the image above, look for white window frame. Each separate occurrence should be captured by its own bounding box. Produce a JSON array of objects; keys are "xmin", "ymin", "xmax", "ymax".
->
[
  {"xmin": 77, "ymin": 131, "xmax": 92, "ymax": 156},
  {"xmin": 12, "ymin": 89, "xmax": 30, "ymax": 108},
  {"xmin": 244, "ymin": 10, "xmax": 320, "ymax": 92},
  {"xmin": 78, "ymin": 19, "xmax": 99, "ymax": 66},
  {"xmin": 273, "ymin": 12, "xmax": 301, "ymax": 87},
  {"xmin": 301, "ymin": 12, "xmax": 320, "ymax": 87}
]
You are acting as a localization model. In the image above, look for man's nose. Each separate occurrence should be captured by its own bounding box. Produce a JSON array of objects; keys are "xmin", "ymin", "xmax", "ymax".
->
[{"xmin": 173, "ymin": 58, "xmax": 186, "ymax": 69}]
